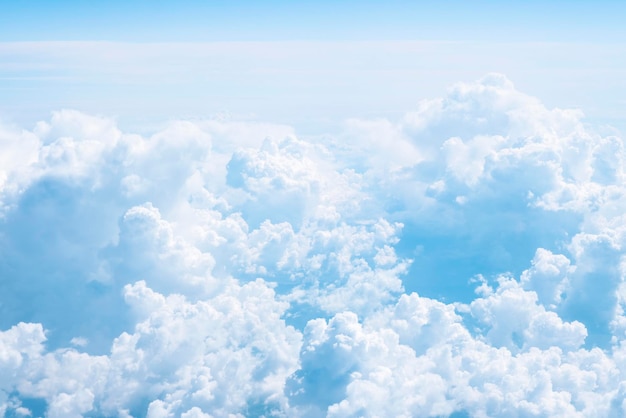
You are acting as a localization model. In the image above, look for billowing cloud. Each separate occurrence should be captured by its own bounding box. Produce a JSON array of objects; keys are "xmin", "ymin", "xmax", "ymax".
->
[{"xmin": 1, "ymin": 74, "xmax": 626, "ymax": 416}]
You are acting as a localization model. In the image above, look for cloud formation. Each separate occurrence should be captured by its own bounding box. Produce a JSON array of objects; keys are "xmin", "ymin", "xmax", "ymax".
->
[{"xmin": 1, "ymin": 74, "xmax": 626, "ymax": 416}]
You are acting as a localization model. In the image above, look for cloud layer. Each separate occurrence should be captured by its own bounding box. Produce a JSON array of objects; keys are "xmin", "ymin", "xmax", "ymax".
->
[{"xmin": 1, "ymin": 74, "xmax": 626, "ymax": 417}]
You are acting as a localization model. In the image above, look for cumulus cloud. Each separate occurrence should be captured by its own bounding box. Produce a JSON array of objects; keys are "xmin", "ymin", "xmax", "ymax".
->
[{"xmin": 1, "ymin": 74, "xmax": 626, "ymax": 416}]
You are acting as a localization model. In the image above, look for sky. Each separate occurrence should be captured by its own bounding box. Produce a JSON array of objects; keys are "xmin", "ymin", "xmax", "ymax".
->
[
  {"xmin": 2, "ymin": 1, "xmax": 626, "ymax": 417},
  {"xmin": 2, "ymin": 1, "xmax": 626, "ymax": 42}
]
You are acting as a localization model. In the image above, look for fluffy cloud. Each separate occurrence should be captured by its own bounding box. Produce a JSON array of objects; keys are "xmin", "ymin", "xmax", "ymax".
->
[
  {"xmin": 1, "ymin": 74, "xmax": 626, "ymax": 416},
  {"xmin": 287, "ymin": 289, "xmax": 617, "ymax": 417}
]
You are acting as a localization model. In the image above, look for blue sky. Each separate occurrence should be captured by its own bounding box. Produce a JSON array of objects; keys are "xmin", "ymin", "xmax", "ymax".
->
[
  {"xmin": 2, "ymin": 2, "xmax": 626, "ymax": 417},
  {"xmin": 2, "ymin": 1, "xmax": 626, "ymax": 42}
]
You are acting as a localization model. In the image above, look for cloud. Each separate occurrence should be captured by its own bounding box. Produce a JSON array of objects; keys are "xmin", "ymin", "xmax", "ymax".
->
[
  {"xmin": 0, "ymin": 281, "xmax": 300, "ymax": 417},
  {"xmin": 287, "ymin": 287, "xmax": 613, "ymax": 417},
  {"xmin": 469, "ymin": 275, "xmax": 587, "ymax": 352},
  {"xmin": 1, "ymin": 74, "xmax": 626, "ymax": 416},
  {"xmin": 520, "ymin": 248, "xmax": 572, "ymax": 310}
]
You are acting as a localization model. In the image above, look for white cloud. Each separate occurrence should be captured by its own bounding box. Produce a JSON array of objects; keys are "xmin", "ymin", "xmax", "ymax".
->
[
  {"xmin": 1, "ymin": 281, "xmax": 300, "ymax": 417},
  {"xmin": 470, "ymin": 276, "xmax": 587, "ymax": 351},
  {"xmin": 2, "ymin": 73, "xmax": 626, "ymax": 416},
  {"xmin": 0, "ymin": 123, "xmax": 40, "ymax": 212},
  {"xmin": 520, "ymin": 248, "xmax": 572, "ymax": 310},
  {"xmin": 287, "ymin": 282, "xmax": 615, "ymax": 417}
]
